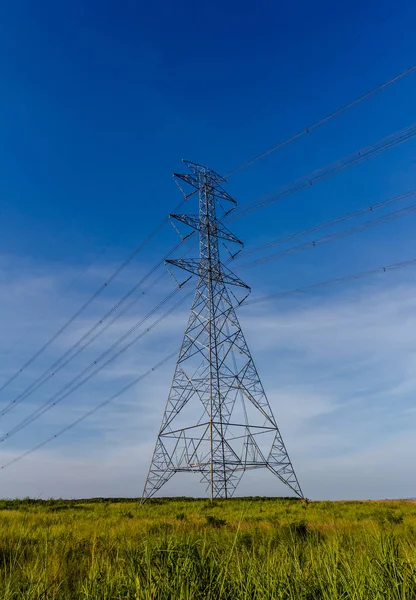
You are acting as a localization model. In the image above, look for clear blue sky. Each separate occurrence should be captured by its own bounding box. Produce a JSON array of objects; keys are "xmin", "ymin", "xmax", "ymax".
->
[
  {"xmin": 0, "ymin": 0, "xmax": 415, "ymax": 499},
  {"xmin": 1, "ymin": 0, "xmax": 415, "ymax": 261}
]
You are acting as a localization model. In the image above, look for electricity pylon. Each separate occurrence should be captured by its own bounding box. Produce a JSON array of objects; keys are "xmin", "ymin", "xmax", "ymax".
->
[{"xmin": 141, "ymin": 160, "xmax": 303, "ymax": 502}]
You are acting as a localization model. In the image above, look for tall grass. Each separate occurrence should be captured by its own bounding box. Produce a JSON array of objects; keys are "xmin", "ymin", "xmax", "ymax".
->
[{"xmin": 0, "ymin": 497, "xmax": 415, "ymax": 598}]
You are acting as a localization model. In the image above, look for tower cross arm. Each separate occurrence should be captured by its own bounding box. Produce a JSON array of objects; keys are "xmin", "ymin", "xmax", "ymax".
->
[
  {"xmin": 170, "ymin": 214, "xmax": 243, "ymax": 246},
  {"xmin": 166, "ymin": 259, "xmax": 250, "ymax": 290}
]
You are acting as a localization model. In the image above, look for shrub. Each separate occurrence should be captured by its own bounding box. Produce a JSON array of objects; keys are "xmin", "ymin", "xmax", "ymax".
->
[
  {"xmin": 205, "ymin": 515, "xmax": 226, "ymax": 528},
  {"xmin": 384, "ymin": 511, "xmax": 404, "ymax": 525}
]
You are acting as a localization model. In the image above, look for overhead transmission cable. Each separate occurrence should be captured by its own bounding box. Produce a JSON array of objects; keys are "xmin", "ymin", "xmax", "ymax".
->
[
  {"xmin": 0, "ymin": 286, "xmax": 193, "ymax": 445},
  {"xmin": 235, "ymin": 200, "xmax": 416, "ymax": 271},
  {"xmin": 4, "ymin": 254, "xmax": 416, "ymax": 471},
  {"xmin": 0, "ymin": 200, "xmax": 186, "ymax": 397},
  {"xmin": 238, "ymin": 190, "xmax": 416, "ymax": 258},
  {"xmin": 241, "ymin": 257, "xmax": 416, "ymax": 307},
  {"xmin": 0, "ymin": 233, "xmax": 195, "ymax": 420},
  {"xmin": 3, "ymin": 240, "xmax": 112, "ymax": 357},
  {"xmin": 0, "ymin": 268, "xmax": 167, "ymax": 418},
  {"xmin": 226, "ymin": 63, "xmax": 416, "ymax": 177},
  {"xmin": 0, "ymin": 349, "xmax": 179, "ymax": 471},
  {"xmin": 229, "ymin": 123, "xmax": 416, "ymax": 221}
]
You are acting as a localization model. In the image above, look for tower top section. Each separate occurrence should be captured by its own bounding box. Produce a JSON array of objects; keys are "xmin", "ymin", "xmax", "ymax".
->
[{"xmin": 173, "ymin": 159, "xmax": 236, "ymax": 211}]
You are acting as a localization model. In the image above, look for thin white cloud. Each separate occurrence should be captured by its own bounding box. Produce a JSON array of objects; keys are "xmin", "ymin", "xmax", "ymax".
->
[{"xmin": 0, "ymin": 255, "xmax": 415, "ymax": 499}]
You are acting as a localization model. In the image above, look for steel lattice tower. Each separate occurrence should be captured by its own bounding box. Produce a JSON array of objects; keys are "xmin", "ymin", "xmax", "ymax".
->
[{"xmin": 141, "ymin": 161, "xmax": 303, "ymax": 502}]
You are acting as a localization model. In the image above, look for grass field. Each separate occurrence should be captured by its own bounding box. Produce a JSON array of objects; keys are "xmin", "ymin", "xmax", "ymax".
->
[{"xmin": 1, "ymin": 496, "xmax": 416, "ymax": 599}]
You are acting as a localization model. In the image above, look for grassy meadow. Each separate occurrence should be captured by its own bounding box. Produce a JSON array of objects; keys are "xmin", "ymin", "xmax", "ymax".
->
[{"xmin": 0, "ymin": 496, "xmax": 416, "ymax": 599}]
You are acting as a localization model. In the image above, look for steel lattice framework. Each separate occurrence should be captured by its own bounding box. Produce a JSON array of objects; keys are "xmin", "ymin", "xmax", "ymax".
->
[{"xmin": 141, "ymin": 161, "xmax": 303, "ymax": 502}]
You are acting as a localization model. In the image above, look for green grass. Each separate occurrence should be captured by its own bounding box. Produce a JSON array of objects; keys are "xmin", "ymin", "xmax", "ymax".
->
[{"xmin": 1, "ymin": 496, "xmax": 416, "ymax": 599}]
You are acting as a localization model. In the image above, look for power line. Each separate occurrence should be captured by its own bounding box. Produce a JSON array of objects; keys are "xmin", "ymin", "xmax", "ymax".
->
[
  {"xmin": 2, "ymin": 240, "xmax": 112, "ymax": 358},
  {"xmin": 236, "ymin": 202, "xmax": 416, "ymax": 271},
  {"xmin": 0, "ymin": 201, "xmax": 185, "ymax": 397},
  {"xmin": 229, "ymin": 123, "xmax": 416, "ymax": 221},
  {"xmin": 0, "ymin": 286, "xmax": 193, "ymax": 445},
  {"xmin": 242, "ymin": 257, "xmax": 416, "ymax": 306},
  {"xmin": 0, "ymin": 268, "xmax": 167, "ymax": 418},
  {"xmin": 0, "ymin": 288, "xmax": 184, "ymax": 443},
  {"xmin": 0, "ymin": 235, "xmax": 194, "ymax": 419},
  {"xmin": 226, "ymin": 63, "xmax": 416, "ymax": 177},
  {"xmin": 0, "ymin": 349, "xmax": 178, "ymax": 471},
  {"xmin": 238, "ymin": 190, "xmax": 416, "ymax": 258}
]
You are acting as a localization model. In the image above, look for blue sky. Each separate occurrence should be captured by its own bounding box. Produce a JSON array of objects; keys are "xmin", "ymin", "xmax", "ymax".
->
[{"xmin": 0, "ymin": 0, "xmax": 415, "ymax": 499}]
